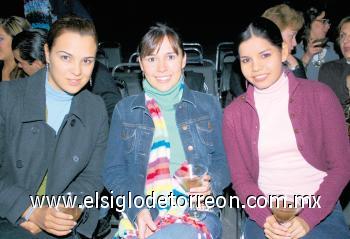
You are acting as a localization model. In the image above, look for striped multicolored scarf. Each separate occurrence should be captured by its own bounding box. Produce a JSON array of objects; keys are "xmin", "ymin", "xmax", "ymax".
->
[{"xmin": 116, "ymin": 92, "xmax": 210, "ymax": 239}]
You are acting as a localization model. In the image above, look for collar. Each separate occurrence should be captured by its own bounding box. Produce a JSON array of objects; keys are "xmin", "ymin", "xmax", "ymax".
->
[
  {"xmin": 131, "ymin": 83, "xmax": 196, "ymax": 113},
  {"xmin": 244, "ymin": 69, "xmax": 301, "ymax": 106},
  {"xmin": 22, "ymin": 68, "xmax": 87, "ymax": 126}
]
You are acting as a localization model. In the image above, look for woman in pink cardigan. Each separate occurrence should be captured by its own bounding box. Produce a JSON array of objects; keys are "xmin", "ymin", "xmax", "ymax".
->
[{"xmin": 223, "ymin": 17, "xmax": 350, "ymax": 239}]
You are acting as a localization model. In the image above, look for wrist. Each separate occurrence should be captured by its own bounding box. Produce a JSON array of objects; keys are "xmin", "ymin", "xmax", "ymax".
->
[{"xmin": 23, "ymin": 206, "xmax": 36, "ymax": 221}]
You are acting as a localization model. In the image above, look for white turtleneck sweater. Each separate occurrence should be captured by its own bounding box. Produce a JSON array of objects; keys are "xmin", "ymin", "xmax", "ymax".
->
[{"xmin": 255, "ymin": 73, "xmax": 327, "ymax": 196}]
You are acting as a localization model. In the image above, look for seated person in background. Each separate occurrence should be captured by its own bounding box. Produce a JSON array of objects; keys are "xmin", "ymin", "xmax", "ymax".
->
[
  {"xmin": 262, "ymin": 3, "xmax": 307, "ymax": 78},
  {"xmin": 12, "ymin": 29, "xmax": 121, "ymax": 122},
  {"xmin": 0, "ymin": 16, "xmax": 109, "ymax": 239},
  {"xmin": 103, "ymin": 23, "xmax": 230, "ymax": 239},
  {"xmin": 12, "ymin": 29, "xmax": 47, "ymax": 76},
  {"xmin": 319, "ymin": 16, "xmax": 350, "ymax": 109},
  {"xmin": 295, "ymin": 4, "xmax": 339, "ymax": 80},
  {"xmin": 223, "ymin": 17, "xmax": 350, "ymax": 239},
  {"xmin": 0, "ymin": 16, "xmax": 31, "ymax": 81}
]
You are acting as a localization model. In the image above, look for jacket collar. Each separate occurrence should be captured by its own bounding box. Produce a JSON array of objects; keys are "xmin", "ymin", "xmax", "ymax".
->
[
  {"xmin": 244, "ymin": 69, "xmax": 301, "ymax": 106},
  {"xmin": 22, "ymin": 68, "xmax": 87, "ymax": 126},
  {"xmin": 130, "ymin": 83, "xmax": 196, "ymax": 112}
]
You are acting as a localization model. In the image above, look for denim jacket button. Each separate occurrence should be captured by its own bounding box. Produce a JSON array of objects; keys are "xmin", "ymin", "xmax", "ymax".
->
[
  {"xmin": 182, "ymin": 125, "xmax": 188, "ymax": 131},
  {"xmin": 187, "ymin": 145, "xmax": 194, "ymax": 151}
]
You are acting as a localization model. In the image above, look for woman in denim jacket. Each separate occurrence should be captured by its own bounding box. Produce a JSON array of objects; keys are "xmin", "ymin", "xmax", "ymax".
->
[{"xmin": 103, "ymin": 23, "xmax": 230, "ymax": 239}]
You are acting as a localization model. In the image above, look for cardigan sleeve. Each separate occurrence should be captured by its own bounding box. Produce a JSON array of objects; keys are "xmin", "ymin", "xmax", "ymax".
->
[{"xmin": 299, "ymin": 83, "xmax": 350, "ymax": 229}]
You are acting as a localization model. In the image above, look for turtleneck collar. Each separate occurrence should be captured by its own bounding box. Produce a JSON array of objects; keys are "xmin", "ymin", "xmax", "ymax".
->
[
  {"xmin": 143, "ymin": 75, "xmax": 184, "ymax": 111},
  {"xmin": 45, "ymin": 70, "xmax": 73, "ymax": 101},
  {"xmin": 254, "ymin": 72, "xmax": 288, "ymax": 95}
]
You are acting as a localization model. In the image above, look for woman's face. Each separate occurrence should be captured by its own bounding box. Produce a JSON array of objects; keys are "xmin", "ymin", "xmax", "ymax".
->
[
  {"xmin": 0, "ymin": 27, "xmax": 14, "ymax": 61},
  {"xmin": 45, "ymin": 31, "xmax": 97, "ymax": 94},
  {"xmin": 281, "ymin": 27, "xmax": 298, "ymax": 54},
  {"xmin": 310, "ymin": 11, "xmax": 330, "ymax": 40},
  {"xmin": 339, "ymin": 22, "xmax": 350, "ymax": 60},
  {"xmin": 238, "ymin": 36, "xmax": 288, "ymax": 90},
  {"xmin": 139, "ymin": 36, "xmax": 186, "ymax": 92}
]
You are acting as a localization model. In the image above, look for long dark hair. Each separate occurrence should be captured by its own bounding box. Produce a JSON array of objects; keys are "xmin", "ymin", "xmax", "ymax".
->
[
  {"xmin": 12, "ymin": 29, "xmax": 47, "ymax": 64},
  {"xmin": 235, "ymin": 17, "xmax": 283, "ymax": 56}
]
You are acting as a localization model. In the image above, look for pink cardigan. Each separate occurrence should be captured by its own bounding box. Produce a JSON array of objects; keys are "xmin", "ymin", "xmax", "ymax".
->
[{"xmin": 223, "ymin": 71, "xmax": 350, "ymax": 229}]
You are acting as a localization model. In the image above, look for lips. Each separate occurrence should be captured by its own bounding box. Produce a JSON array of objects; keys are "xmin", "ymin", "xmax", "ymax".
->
[
  {"xmin": 68, "ymin": 79, "xmax": 81, "ymax": 86},
  {"xmin": 156, "ymin": 75, "xmax": 171, "ymax": 82},
  {"xmin": 253, "ymin": 74, "xmax": 268, "ymax": 82}
]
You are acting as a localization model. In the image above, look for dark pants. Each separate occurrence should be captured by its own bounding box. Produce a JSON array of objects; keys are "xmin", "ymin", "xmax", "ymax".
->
[
  {"xmin": 244, "ymin": 202, "xmax": 350, "ymax": 239},
  {"xmin": 0, "ymin": 220, "xmax": 78, "ymax": 239}
]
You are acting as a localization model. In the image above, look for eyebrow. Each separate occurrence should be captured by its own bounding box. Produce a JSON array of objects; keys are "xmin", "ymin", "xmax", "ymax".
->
[{"xmin": 57, "ymin": 51, "xmax": 95, "ymax": 58}]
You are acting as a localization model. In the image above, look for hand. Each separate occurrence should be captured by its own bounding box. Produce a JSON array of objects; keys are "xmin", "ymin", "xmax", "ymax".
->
[
  {"xmin": 29, "ymin": 206, "xmax": 77, "ymax": 236},
  {"xmin": 264, "ymin": 215, "xmax": 292, "ymax": 239},
  {"xmin": 287, "ymin": 216, "xmax": 310, "ymax": 239},
  {"xmin": 286, "ymin": 55, "xmax": 299, "ymax": 70},
  {"xmin": 20, "ymin": 221, "xmax": 42, "ymax": 235},
  {"xmin": 302, "ymin": 39, "xmax": 324, "ymax": 66},
  {"xmin": 136, "ymin": 209, "xmax": 157, "ymax": 239}
]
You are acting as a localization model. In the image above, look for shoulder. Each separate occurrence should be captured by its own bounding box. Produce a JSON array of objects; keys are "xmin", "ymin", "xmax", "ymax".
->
[
  {"xmin": 296, "ymin": 77, "xmax": 337, "ymax": 100},
  {"xmin": 320, "ymin": 59, "xmax": 344, "ymax": 70}
]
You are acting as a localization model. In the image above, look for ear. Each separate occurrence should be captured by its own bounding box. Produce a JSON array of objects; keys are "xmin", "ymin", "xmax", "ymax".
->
[
  {"xmin": 181, "ymin": 53, "xmax": 187, "ymax": 69},
  {"xmin": 138, "ymin": 57, "xmax": 144, "ymax": 72},
  {"xmin": 281, "ymin": 42, "xmax": 289, "ymax": 62},
  {"xmin": 44, "ymin": 44, "xmax": 50, "ymax": 64}
]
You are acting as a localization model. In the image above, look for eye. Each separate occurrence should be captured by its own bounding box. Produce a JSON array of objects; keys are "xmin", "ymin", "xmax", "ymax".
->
[
  {"xmin": 60, "ymin": 55, "xmax": 70, "ymax": 61},
  {"xmin": 168, "ymin": 54, "xmax": 176, "ymax": 60},
  {"xmin": 261, "ymin": 52, "xmax": 271, "ymax": 58},
  {"xmin": 240, "ymin": 57, "xmax": 250, "ymax": 64},
  {"xmin": 83, "ymin": 58, "xmax": 94, "ymax": 64},
  {"xmin": 146, "ymin": 56, "xmax": 156, "ymax": 63}
]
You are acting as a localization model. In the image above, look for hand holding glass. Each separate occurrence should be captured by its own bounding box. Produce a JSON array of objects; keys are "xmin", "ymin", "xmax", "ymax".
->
[
  {"xmin": 175, "ymin": 163, "xmax": 208, "ymax": 220},
  {"xmin": 270, "ymin": 195, "xmax": 303, "ymax": 225}
]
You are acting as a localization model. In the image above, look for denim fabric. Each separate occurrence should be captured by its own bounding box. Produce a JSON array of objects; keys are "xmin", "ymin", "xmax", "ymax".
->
[
  {"xmin": 148, "ymin": 212, "xmax": 222, "ymax": 239},
  {"xmin": 103, "ymin": 84, "xmax": 230, "ymax": 223},
  {"xmin": 243, "ymin": 202, "xmax": 350, "ymax": 239}
]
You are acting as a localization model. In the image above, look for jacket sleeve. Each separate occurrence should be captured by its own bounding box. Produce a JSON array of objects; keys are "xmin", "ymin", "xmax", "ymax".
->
[
  {"xmin": 0, "ymin": 82, "xmax": 32, "ymax": 224},
  {"xmin": 208, "ymin": 96, "xmax": 231, "ymax": 196},
  {"xmin": 299, "ymin": 84, "xmax": 350, "ymax": 230},
  {"xmin": 222, "ymin": 105, "xmax": 271, "ymax": 227}
]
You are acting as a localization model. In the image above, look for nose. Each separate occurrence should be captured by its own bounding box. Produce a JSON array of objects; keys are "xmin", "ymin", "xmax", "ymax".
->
[
  {"xmin": 157, "ymin": 59, "xmax": 166, "ymax": 72},
  {"xmin": 71, "ymin": 61, "xmax": 82, "ymax": 76},
  {"xmin": 252, "ymin": 59, "xmax": 262, "ymax": 72}
]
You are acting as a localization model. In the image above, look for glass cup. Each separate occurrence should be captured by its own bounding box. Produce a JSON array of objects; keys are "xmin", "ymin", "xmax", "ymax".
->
[
  {"xmin": 269, "ymin": 194, "xmax": 303, "ymax": 225},
  {"xmin": 174, "ymin": 163, "xmax": 208, "ymax": 220}
]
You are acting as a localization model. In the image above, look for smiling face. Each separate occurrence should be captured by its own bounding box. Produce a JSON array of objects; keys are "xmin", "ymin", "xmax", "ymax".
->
[
  {"xmin": 238, "ymin": 35, "xmax": 288, "ymax": 90},
  {"xmin": 45, "ymin": 31, "xmax": 97, "ymax": 94},
  {"xmin": 139, "ymin": 36, "xmax": 186, "ymax": 92}
]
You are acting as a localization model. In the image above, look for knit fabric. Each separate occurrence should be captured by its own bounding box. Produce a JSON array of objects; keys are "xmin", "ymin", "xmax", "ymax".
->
[{"xmin": 24, "ymin": 0, "xmax": 56, "ymax": 30}]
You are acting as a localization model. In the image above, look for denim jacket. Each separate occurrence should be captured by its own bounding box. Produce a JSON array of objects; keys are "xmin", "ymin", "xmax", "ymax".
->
[{"xmin": 103, "ymin": 84, "xmax": 230, "ymax": 222}]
